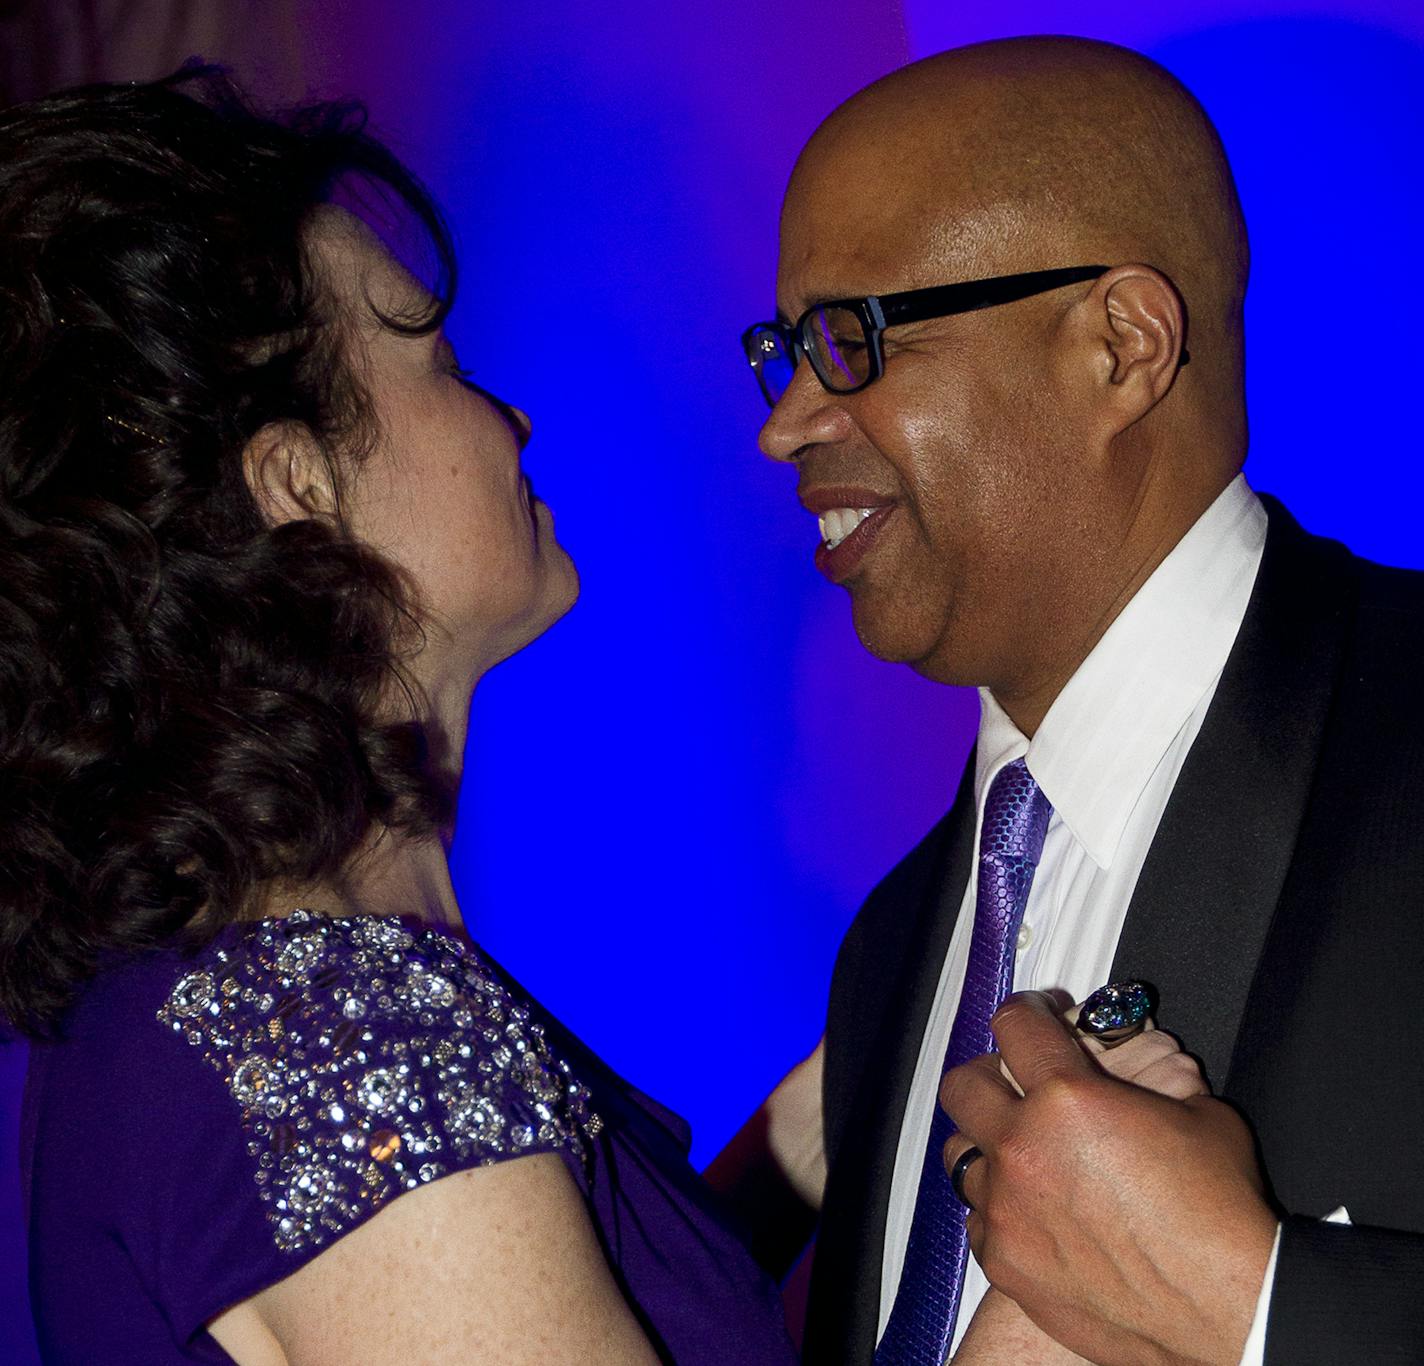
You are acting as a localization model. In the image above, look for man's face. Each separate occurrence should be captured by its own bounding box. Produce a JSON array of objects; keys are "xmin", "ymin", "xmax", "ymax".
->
[{"xmin": 758, "ymin": 158, "xmax": 1108, "ymax": 694}]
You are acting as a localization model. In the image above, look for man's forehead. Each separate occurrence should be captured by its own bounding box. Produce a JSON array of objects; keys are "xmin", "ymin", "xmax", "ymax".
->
[{"xmin": 775, "ymin": 183, "xmax": 1029, "ymax": 314}]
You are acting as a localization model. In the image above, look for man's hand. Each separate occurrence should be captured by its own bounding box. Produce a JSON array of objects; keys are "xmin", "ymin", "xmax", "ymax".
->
[{"xmin": 941, "ymin": 991, "xmax": 1277, "ymax": 1366}]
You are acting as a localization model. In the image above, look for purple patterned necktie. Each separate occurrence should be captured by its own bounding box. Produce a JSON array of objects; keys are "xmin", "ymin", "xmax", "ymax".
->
[{"xmin": 875, "ymin": 757, "xmax": 1054, "ymax": 1366}]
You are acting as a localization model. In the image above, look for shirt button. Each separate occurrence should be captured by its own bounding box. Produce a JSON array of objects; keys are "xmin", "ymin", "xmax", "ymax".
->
[{"xmin": 1016, "ymin": 923, "xmax": 1034, "ymax": 953}]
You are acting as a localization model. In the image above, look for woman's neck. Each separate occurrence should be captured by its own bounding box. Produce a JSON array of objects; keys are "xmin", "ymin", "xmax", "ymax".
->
[
  {"xmin": 251, "ymin": 673, "xmax": 475, "ymax": 934},
  {"xmin": 253, "ymin": 826, "xmax": 466, "ymax": 937}
]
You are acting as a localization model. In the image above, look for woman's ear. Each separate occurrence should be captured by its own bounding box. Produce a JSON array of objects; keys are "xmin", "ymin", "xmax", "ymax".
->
[{"xmin": 242, "ymin": 422, "xmax": 339, "ymax": 525}]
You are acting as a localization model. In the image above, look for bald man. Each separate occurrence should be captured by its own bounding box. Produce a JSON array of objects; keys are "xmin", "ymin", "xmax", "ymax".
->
[{"xmin": 743, "ymin": 36, "xmax": 1424, "ymax": 1366}]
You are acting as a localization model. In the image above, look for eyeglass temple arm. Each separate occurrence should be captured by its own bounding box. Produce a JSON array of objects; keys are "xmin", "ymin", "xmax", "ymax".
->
[
  {"xmin": 874, "ymin": 266, "xmax": 1111, "ymax": 327},
  {"xmin": 874, "ymin": 266, "xmax": 1188, "ymax": 365}
]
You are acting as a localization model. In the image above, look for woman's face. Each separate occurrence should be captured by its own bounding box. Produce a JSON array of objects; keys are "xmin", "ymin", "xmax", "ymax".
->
[{"xmin": 313, "ymin": 213, "xmax": 578, "ymax": 705}]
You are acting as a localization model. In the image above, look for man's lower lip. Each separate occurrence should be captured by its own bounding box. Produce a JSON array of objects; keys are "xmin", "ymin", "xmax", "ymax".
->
[{"xmin": 813, "ymin": 506, "xmax": 894, "ymax": 582}]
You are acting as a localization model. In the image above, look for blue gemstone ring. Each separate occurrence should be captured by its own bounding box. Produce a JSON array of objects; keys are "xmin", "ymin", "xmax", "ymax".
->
[
  {"xmin": 1075, "ymin": 980, "xmax": 1155, "ymax": 1048},
  {"xmin": 948, "ymin": 1144, "xmax": 984, "ymax": 1210}
]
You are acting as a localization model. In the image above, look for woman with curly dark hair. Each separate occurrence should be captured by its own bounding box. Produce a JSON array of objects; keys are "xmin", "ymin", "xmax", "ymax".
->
[{"xmin": 2, "ymin": 68, "xmax": 808, "ymax": 1364}]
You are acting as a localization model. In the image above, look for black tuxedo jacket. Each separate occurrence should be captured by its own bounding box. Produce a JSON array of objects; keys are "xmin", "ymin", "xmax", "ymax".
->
[{"xmin": 805, "ymin": 498, "xmax": 1424, "ymax": 1364}]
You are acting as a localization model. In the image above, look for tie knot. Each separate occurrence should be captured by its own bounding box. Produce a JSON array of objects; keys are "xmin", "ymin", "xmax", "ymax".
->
[{"xmin": 981, "ymin": 757, "xmax": 1053, "ymax": 868}]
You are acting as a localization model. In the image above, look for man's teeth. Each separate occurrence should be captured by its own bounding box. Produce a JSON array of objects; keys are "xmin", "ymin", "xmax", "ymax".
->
[{"xmin": 818, "ymin": 507, "xmax": 878, "ymax": 550}]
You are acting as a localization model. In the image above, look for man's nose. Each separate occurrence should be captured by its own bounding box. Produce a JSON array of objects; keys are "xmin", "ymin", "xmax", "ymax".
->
[{"xmin": 757, "ymin": 360, "xmax": 854, "ymax": 462}]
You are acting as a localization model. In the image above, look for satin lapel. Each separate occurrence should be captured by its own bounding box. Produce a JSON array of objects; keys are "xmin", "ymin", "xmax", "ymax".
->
[
  {"xmin": 807, "ymin": 761, "xmax": 978, "ymax": 1365},
  {"xmin": 1110, "ymin": 500, "xmax": 1355, "ymax": 1090}
]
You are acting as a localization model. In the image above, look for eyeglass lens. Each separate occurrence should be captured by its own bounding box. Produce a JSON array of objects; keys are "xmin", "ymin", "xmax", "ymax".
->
[
  {"xmin": 749, "ymin": 327, "xmax": 797, "ymax": 405},
  {"xmin": 806, "ymin": 306, "xmax": 871, "ymax": 392},
  {"xmin": 748, "ymin": 306, "xmax": 873, "ymax": 406}
]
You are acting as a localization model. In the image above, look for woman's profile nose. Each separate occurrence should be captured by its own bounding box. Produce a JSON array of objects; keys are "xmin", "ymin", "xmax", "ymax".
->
[{"xmin": 508, "ymin": 404, "xmax": 533, "ymax": 447}]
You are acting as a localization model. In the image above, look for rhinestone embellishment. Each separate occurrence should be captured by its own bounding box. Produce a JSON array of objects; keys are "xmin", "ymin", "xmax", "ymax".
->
[
  {"xmin": 169, "ymin": 971, "xmax": 216, "ymax": 1019},
  {"xmin": 158, "ymin": 910, "xmax": 601, "ymax": 1255},
  {"xmin": 1076, "ymin": 980, "xmax": 1155, "ymax": 1035}
]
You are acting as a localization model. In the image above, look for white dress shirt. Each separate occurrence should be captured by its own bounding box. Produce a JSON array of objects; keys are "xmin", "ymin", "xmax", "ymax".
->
[{"xmin": 875, "ymin": 474, "xmax": 1275, "ymax": 1362}]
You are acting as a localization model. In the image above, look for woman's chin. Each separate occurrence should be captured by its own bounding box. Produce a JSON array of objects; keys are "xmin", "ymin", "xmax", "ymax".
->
[
  {"xmin": 542, "ymin": 542, "xmax": 581, "ymax": 623},
  {"xmin": 537, "ymin": 575, "xmax": 580, "ymax": 642},
  {"xmin": 492, "ymin": 561, "xmax": 580, "ymax": 666}
]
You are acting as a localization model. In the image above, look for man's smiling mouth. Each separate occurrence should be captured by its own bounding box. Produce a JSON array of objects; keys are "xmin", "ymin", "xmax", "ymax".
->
[{"xmin": 818, "ymin": 507, "xmax": 879, "ymax": 550}]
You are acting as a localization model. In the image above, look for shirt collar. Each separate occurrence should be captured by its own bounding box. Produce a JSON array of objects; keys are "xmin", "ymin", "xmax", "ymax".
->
[{"xmin": 975, "ymin": 474, "xmax": 1267, "ymax": 869}]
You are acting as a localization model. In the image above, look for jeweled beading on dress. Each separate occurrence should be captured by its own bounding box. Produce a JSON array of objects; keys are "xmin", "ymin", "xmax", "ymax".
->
[
  {"xmin": 157, "ymin": 909, "xmax": 602, "ymax": 1255},
  {"xmin": 875, "ymin": 758, "xmax": 1053, "ymax": 1366}
]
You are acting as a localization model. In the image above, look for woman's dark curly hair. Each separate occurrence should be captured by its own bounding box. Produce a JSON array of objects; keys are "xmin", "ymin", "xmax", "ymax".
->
[{"xmin": 0, "ymin": 66, "xmax": 460, "ymax": 1036}]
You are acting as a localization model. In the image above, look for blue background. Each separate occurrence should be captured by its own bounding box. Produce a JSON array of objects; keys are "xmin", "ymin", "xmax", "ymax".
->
[{"xmin": 4, "ymin": 2, "xmax": 1422, "ymax": 1358}]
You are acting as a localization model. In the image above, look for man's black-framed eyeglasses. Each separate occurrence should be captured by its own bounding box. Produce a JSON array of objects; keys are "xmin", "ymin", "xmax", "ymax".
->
[{"xmin": 740, "ymin": 265, "xmax": 1184, "ymax": 408}]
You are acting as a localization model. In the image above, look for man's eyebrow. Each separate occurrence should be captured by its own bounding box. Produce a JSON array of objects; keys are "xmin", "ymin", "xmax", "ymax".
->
[{"xmin": 777, "ymin": 292, "xmax": 855, "ymax": 323}]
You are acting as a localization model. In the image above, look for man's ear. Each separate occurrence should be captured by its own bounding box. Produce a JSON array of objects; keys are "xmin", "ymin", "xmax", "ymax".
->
[
  {"xmin": 242, "ymin": 421, "xmax": 339, "ymax": 525},
  {"xmin": 1097, "ymin": 265, "xmax": 1188, "ymax": 412}
]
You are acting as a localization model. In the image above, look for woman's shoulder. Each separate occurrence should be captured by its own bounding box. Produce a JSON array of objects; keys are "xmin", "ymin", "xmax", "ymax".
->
[
  {"xmin": 30, "ymin": 912, "xmax": 604, "ymax": 1252},
  {"xmin": 149, "ymin": 910, "xmax": 604, "ymax": 1254},
  {"xmin": 26, "ymin": 911, "xmax": 609, "ymax": 1351}
]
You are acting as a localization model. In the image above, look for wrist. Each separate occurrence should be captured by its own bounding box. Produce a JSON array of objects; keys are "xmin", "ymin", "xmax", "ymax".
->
[{"xmin": 1188, "ymin": 1200, "xmax": 1279, "ymax": 1366}]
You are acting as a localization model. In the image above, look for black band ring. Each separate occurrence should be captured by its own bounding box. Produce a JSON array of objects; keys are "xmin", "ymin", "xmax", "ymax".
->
[{"xmin": 949, "ymin": 1144, "xmax": 984, "ymax": 1210}]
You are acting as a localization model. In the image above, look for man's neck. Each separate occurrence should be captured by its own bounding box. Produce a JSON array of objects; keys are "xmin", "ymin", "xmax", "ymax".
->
[{"xmin": 993, "ymin": 474, "xmax": 1239, "ymax": 738}]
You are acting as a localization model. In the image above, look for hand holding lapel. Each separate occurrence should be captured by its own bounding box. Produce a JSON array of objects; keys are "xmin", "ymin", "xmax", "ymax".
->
[{"xmin": 939, "ymin": 991, "xmax": 1277, "ymax": 1366}]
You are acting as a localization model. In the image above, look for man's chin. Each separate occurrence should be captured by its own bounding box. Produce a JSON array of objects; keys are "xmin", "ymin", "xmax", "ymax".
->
[
  {"xmin": 848, "ymin": 596, "xmax": 933, "ymax": 667},
  {"xmin": 848, "ymin": 593, "xmax": 966, "ymax": 684}
]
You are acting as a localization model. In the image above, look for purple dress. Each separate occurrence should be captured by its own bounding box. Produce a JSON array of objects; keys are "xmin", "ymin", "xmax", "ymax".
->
[{"xmin": 21, "ymin": 911, "xmax": 799, "ymax": 1364}]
